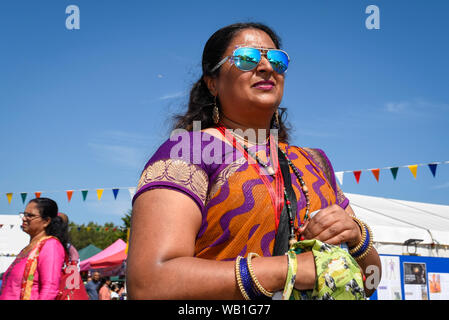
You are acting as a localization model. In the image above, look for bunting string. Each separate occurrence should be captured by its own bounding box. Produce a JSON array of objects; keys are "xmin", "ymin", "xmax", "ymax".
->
[
  {"xmin": 335, "ymin": 160, "xmax": 448, "ymax": 185},
  {"xmin": 3, "ymin": 187, "xmax": 136, "ymax": 205},
  {"xmin": 2, "ymin": 160, "xmax": 448, "ymax": 203}
]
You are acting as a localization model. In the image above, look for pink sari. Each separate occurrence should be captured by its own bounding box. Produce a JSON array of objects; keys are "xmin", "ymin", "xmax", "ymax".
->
[{"xmin": 0, "ymin": 237, "xmax": 65, "ymax": 300}]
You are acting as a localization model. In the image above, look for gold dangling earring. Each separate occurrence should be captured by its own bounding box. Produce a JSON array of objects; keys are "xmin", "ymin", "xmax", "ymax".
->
[{"xmin": 212, "ymin": 96, "xmax": 220, "ymax": 124}]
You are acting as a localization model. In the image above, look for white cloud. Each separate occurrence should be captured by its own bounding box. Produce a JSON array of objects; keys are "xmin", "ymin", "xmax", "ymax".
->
[
  {"xmin": 87, "ymin": 131, "xmax": 159, "ymax": 169},
  {"xmin": 158, "ymin": 91, "xmax": 186, "ymax": 101},
  {"xmin": 385, "ymin": 101, "xmax": 410, "ymax": 113},
  {"xmin": 431, "ymin": 182, "xmax": 449, "ymax": 190},
  {"xmin": 384, "ymin": 98, "xmax": 449, "ymax": 115}
]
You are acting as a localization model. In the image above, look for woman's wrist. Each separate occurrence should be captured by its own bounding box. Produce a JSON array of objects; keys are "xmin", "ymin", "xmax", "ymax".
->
[
  {"xmin": 294, "ymin": 251, "xmax": 316, "ymax": 290},
  {"xmin": 347, "ymin": 218, "xmax": 363, "ymax": 248}
]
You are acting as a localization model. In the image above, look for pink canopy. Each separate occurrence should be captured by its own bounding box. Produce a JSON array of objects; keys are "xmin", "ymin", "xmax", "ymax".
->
[{"xmin": 80, "ymin": 239, "xmax": 127, "ymax": 271}]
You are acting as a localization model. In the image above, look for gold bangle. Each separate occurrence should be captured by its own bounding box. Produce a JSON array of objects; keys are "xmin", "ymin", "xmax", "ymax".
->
[
  {"xmin": 349, "ymin": 217, "xmax": 367, "ymax": 254},
  {"xmin": 354, "ymin": 223, "xmax": 374, "ymax": 262},
  {"xmin": 247, "ymin": 253, "xmax": 274, "ymax": 297},
  {"xmin": 235, "ymin": 256, "xmax": 250, "ymax": 300}
]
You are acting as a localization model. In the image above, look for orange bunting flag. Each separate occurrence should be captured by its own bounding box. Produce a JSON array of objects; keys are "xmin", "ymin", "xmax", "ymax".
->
[
  {"xmin": 353, "ymin": 170, "xmax": 362, "ymax": 184},
  {"xmin": 371, "ymin": 169, "xmax": 380, "ymax": 182},
  {"xmin": 408, "ymin": 165, "xmax": 418, "ymax": 179},
  {"xmin": 66, "ymin": 190, "xmax": 74, "ymax": 202},
  {"xmin": 6, "ymin": 193, "xmax": 13, "ymax": 204},
  {"xmin": 96, "ymin": 189, "xmax": 104, "ymax": 201},
  {"xmin": 35, "ymin": 192, "xmax": 41, "ymax": 199}
]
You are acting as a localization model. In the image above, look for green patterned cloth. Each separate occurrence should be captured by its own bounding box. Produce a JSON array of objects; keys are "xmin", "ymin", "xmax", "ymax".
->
[{"xmin": 283, "ymin": 239, "xmax": 366, "ymax": 300}]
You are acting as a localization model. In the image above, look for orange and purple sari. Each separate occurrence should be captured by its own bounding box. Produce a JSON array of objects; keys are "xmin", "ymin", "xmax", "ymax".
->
[{"xmin": 133, "ymin": 131, "xmax": 349, "ymax": 261}]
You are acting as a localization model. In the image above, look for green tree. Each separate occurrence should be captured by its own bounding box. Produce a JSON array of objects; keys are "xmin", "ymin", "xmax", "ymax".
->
[{"xmin": 68, "ymin": 210, "xmax": 132, "ymax": 251}]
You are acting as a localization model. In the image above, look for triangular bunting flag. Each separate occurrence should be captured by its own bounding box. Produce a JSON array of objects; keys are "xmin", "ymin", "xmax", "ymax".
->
[
  {"xmin": 112, "ymin": 188, "xmax": 119, "ymax": 200},
  {"xmin": 96, "ymin": 189, "xmax": 104, "ymax": 201},
  {"xmin": 335, "ymin": 172, "xmax": 344, "ymax": 185},
  {"xmin": 371, "ymin": 169, "xmax": 380, "ymax": 182},
  {"xmin": 125, "ymin": 228, "xmax": 130, "ymax": 254},
  {"xmin": 390, "ymin": 167, "xmax": 399, "ymax": 180},
  {"xmin": 66, "ymin": 190, "xmax": 73, "ymax": 202},
  {"xmin": 428, "ymin": 163, "xmax": 438, "ymax": 177},
  {"xmin": 408, "ymin": 165, "xmax": 418, "ymax": 179},
  {"xmin": 6, "ymin": 193, "xmax": 13, "ymax": 204},
  {"xmin": 86, "ymin": 227, "xmax": 91, "ymax": 231},
  {"xmin": 353, "ymin": 171, "xmax": 362, "ymax": 184},
  {"xmin": 81, "ymin": 190, "xmax": 88, "ymax": 201},
  {"xmin": 128, "ymin": 187, "xmax": 136, "ymax": 199},
  {"xmin": 35, "ymin": 192, "xmax": 41, "ymax": 199},
  {"xmin": 21, "ymin": 193, "xmax": 27, "ymax": 204}
]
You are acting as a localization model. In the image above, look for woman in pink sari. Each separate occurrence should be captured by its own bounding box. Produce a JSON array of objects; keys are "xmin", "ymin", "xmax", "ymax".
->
[{"xmin": 0, "ymin": 198, "xmax": 68, "ymax": 300}]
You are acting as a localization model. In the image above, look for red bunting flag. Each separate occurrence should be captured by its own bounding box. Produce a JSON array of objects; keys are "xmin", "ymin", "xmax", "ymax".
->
[
  {"xmin": 66, "ymin": 190, "xmax": 73, "ymax": 202},
  {"xmin": 35, "ymin": 192, "xmax": 41, "ymax": 199},
  {"xmin": 371, "ymin": 169, "xmax": 380, "ymax": 182},
  {"xmin": 353, "ymin": 171, "xmax": 362, "ymax": 184}
]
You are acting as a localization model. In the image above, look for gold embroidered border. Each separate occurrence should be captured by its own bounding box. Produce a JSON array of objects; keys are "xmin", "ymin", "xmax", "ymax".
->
[
  {"xmin": 206, "ymin": 157, "xmax": 247, "ymax": 204},
  {"xmin": 137, "ymin": 159, "xmax": 209, "ymax": 204}
]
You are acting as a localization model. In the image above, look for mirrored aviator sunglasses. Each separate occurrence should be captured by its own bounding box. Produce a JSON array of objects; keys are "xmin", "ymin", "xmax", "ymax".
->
[
  {"xmin": 232, "ymin": 47, "xmax": 289, "ymax": 74},
  {"xmin": 212, "ymin": 47, "xmax": 290, "ymax": 74}
]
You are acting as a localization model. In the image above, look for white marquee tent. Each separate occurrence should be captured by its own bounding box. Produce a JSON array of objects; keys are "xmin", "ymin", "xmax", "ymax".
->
[
  {"xmin": 0, "ymin": 214, "xmax": 28, "ymax": 274},
  {"xmin": 1, "ymin": 193, "xmax": 449, "ymax": 273},
  {"xmin": 346, "ymin": 193, "xmax": 449, "ymax": 258}
]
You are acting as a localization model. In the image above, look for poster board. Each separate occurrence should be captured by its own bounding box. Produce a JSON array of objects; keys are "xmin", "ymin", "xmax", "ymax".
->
[{"xmin": 371, "ymin": 254, "xmax": 449, "ymax": 300}]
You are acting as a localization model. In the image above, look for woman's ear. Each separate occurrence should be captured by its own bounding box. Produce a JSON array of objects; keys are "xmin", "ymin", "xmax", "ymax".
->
[{"xmin": 203, "ymin": 75, "xmax": 218, "ymax": 97}]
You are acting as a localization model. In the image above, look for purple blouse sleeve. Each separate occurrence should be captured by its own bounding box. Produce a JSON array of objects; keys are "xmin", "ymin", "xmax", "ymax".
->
[
  {"xmin": 133, "ymin": 131, "xmax": 225, "ymax": 212},
  {"xmin": 37, "ymin": 238, "xmax": 65, "ymax": 300},
  {"xmin": 303, "ymin": 147, "xmax": 350, "ymax": 209}
]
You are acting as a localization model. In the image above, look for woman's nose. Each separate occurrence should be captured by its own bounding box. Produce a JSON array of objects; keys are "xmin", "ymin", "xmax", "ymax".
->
[{"xmin": 256, "ymin": 55, "xmax": 273, "ymax": 73}]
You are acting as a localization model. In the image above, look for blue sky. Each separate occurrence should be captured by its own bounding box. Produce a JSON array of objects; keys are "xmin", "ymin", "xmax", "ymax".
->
[{"xmin": 1, "ymin": 0, "xmax": 448, "ymax": 226}]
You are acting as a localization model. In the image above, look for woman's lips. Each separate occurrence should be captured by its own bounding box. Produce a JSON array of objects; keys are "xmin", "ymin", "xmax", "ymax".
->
[{"xmin": 253, "ymin": 81, "xmax": 275, "ymax": 90}]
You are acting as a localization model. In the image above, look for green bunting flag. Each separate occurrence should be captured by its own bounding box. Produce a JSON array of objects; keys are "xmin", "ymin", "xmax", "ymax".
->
[
  {"xmin": 390, "ymin": 167, "xmax": 399, "ymax": 180},
  {"xmin": 81, "ymin": 190, "xmax": 88, "ymax": 201},
  {"xmin": 21, "ymin": 193, "xmax": 27, "ymax": 204}
]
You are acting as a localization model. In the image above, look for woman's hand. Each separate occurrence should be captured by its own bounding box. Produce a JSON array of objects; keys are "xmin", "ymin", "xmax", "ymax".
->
[{"xmin": 298, "ymin": 204, "xmax": 362, "ymax": 248}]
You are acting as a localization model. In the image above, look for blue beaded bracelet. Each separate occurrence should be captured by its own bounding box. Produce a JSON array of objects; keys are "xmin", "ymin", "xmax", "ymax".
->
[
  {"xmin": 239, "ymin": 257, "xmax": 259, "ymax": 300},
  {"xmin": 352, "ymin": 225, "xmax": 371, "ymax": 258}
]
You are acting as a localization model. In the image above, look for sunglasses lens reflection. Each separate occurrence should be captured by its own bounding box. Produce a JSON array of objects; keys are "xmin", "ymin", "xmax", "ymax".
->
[
  {"xmin": 233, "ymin": 48, "xmax": 289, "ymax": 73},
  {"xmin": 234, "ymin": 47, "xmax": 260, "ymax": 71}
]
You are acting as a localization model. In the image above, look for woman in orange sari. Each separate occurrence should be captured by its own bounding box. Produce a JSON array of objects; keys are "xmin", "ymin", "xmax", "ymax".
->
[
  {"xmin": 127, "ymin": 22, "xmax": 381, "ymax": 300},
  {"xmin": 0, "ymin": 198, "xmax": 68, "ymax": 300}
]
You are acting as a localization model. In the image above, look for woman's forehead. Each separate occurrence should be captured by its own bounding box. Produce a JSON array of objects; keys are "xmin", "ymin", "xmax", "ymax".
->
[
  {"xmin": 25, "ymin": 202, "xmax": 38, "ymax": 212},
  {"xmin": 228, "ymin": 29, "xmax": 276, "ymax": 51}
]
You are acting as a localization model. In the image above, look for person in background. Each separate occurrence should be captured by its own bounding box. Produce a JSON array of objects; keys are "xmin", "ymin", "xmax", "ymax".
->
[
  {"xmin": 0, "ymin": 198, "xmax": 68, "ymax": 300},
  {"xmin": 85, "ymin": 271, "xmax": 101, "ymax": 300},
  {"xmin": 110, "ymin": 283, "xmax": 120, "ymax": 300},
  {"xmin": 98, "ymin": 277, "xmax": 111, "ymax": 300},
  {"xmin": 57, "ymin": 212, "xmax": 80, "ymax": 271},
  {"xmin": 118, "ymin": 283, "xmax": 126, "ymax": 300}
]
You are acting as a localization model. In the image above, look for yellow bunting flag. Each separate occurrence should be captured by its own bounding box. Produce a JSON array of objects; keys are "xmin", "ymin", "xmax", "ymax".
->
[
  {"xmin": 6, "ymin": 193, "xmax": 13, "ymax": 204},
  {"xmin": 96, "ymin": 189, "xmax": 104, "ymax": 200},
  {"xmin": 125, "ymin": 228, "xmax": 130, "ymax": 254},
  {"xmin": 408, "ymin": 165, "xmax": 418, "ymax": 179},
  {"xmin": 66, "ymin": 190, "xmax": 73, "ymax": 202}
]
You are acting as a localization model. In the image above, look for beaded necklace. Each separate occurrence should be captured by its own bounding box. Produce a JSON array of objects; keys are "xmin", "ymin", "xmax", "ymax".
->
[{"xmin": 239, "ymin": 139, "xmax": 311, "ymax": 248}]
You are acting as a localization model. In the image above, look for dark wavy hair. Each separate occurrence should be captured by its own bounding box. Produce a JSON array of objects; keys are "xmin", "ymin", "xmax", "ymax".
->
[
  {"xmin": 29, "ymin": 197, "xmax": 69, "ymax": 255},
  {"xmin": 173, "ymin": 22, "xmax": 290, "ymax": 142}
]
